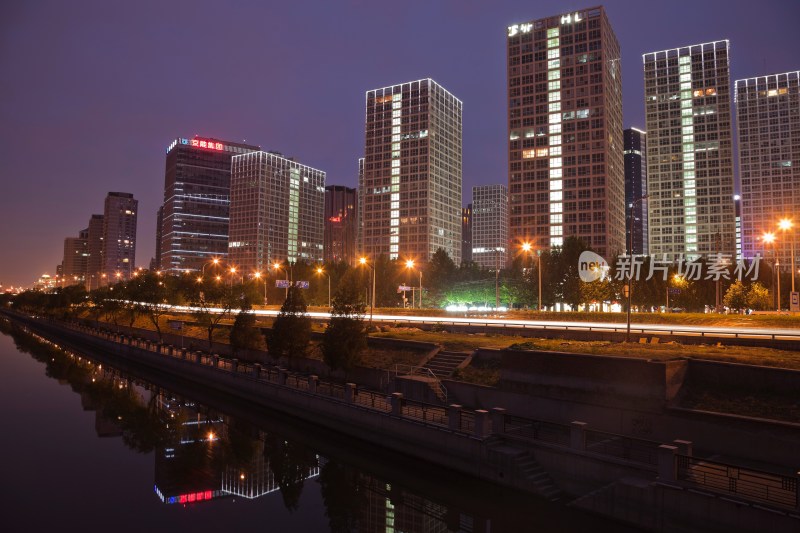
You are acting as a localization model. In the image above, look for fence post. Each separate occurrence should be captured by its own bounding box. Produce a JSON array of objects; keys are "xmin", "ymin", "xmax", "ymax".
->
[
  {"xmin": 252, "ymin": 363, "xmax": 261, "ymax": 378},
  {"xmin": 448, "ymin": 404, "xmax": 463, "ymax": 431},
  {"xmin": 490, "ymin": 408, "xmax": 506, "ymax": 435},
  {"xmin": 795, "ymin": 471, "xmax": 799, "ymax": 510},
  {"xmin": 571, "ymin": 421, "xmax": 587, "ymax": 451},
  {"xmin": 309, "ymin": 375, "xmax": 318, "ymax": 393},
  {"xmin": 474, "ymin": 410, "xmax": 489, "ymax": 438},
  {"xmin": 345, "ymin": 383, "xmax": 356, "ymax": 403},
  {"xmin": 180, "ymin": 348, "xmax": 187, "ymax": 360},
  {"xmin": 231, "ymin": 359, "xmax": 238, "ymax": 373},
  {"xmin": 673, "ymin": 439, "xmax": 693, "ymax": 456},
  {"xmin": 212, "ymin": 355, "xmax": 219, "ymax": 368},
  {"xmin": 658, "ymin": 444, "xmax": 678, "ymax": 482},
  {"xmin": 391, "ymin": 393, "xmax": 403, "ymax": 417},
  {"xmin": 278, "ymin": 369, "xmax": 287, "ymax": 385}
]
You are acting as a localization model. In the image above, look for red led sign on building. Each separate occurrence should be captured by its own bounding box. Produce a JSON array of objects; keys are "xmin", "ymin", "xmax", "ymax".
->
[{"xmin": 189, "ymin": 139, "xmax": 224, "ymax": 151}]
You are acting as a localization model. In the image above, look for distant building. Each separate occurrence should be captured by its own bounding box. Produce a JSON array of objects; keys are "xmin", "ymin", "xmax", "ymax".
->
[
  {"xmin": 62, "ymin": 227, "xmax": 89, "ymax": 286},
  {"xmin": 86, "ymin": 214, "xmax": 104, "ymax": 289},
  {"xmin": 228, "ymin": 151, "xmax": 325, "ymax": 274},
  {"xmin": 472, "ymin": 185, "xmax": 509, "ymax": 270},
  {"xmin": 101, "ymin": 192, "xmax": 138, "ymax": 282},
  {"xmin": 361, "ymin": 78, "xmax": 462, "ymax": 262},
  {"xmin": 507, "ymin": 7, "xmax": 625, "ymax": 258},
  {"xmin": 324, "ymin": 185, "xmax": 357, "ymax": 265},
  {"xmin": 736, "ymin": 71, "xmax": 800, "ymax": 268},
  {"xmin": 159, "ymin": 136, "xmax": 260, "ymax": 273},
  {"xmin": 461, "ymin": 204, "xmax": 472, "ymax": 264},
  {"xmin": 624, "ymin": 128, "xmax": 648, "ymax": 255},
  {"xmin": 644, "ymin": 40, "xmax": 736, "ymax": 258}
]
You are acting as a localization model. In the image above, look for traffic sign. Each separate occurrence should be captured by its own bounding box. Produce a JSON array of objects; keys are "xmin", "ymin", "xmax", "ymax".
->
[
  {"xmin": 295, "ymin": 281, "xmax": 309, "ymax": 289},
  {"xmin": 791, "ymin": 291, "xmax": 799, "ymax": 312},
  {"xmin": 669, "ymin": 288, "xmax": 681, "ymax": 295},
  {"xmin": 275, "ymin": 280, "xmax": 291, "ymax": 288},
  {"xmin": 398, "ymin": 285, "xmax": 412, "ymax": 292}
]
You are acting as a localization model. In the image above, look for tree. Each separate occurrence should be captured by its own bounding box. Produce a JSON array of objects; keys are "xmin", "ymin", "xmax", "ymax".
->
[
  {"xmin": 425, "ymin": 248, "xmax": 458, "ymax": 307},
  {"xmin": 127, "ymin": 272, "xmax": 173, "ymax": 341},
  {"xmin": 322, "ymin": 277, "xmax": 367, "ymax": 374},
  {"xmin": 230, "ymin": 306, "xmax": 264, "ymax": 356},
  {"xmin": 267, "ymin": 286, "xmax": 311, "ymax": 362},
  {"xmin": 187, "ymin": 277, "xmax": 238, "ymax": 350},
  {"xmin": 723, "ymin": 280, "xmax": 748, "ymax": 311},
  {"xmin": 746, "ymin": 282, "xmax": 772, "ymax": 311}
]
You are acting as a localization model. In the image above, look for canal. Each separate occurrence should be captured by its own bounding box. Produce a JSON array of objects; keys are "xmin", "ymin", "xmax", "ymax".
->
[{"xmin": 0, "ymin": 318, "xmax": 641, "ymax": 532}]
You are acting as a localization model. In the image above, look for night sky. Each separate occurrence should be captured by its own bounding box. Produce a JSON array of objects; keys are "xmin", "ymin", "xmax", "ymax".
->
[{"xmin": 1, "ymin": 0, "xmax": 798, "ymax": 288}]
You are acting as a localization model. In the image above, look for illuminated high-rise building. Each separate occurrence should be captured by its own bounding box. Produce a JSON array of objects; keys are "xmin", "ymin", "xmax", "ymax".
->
[
  {"xmin": 461, "ymin": 204, "xmax": 472, "ymax": 264},
  {"xmin": 472, "ymin": 185, "xmax": 509, "ymax": 269},
  {"xmin": 159, "ymin": 136, "xmax": 260, "ymax": 273},
  {"xmin": 86, "ymin": 214, "xmax": 104, "ymax": 289},
  {"xmin": 62, "ymin": 228, "xmax": 89, "ymax": 286},
  {"xmin": 362, "ymin": 78, "xmax": 463, "ymax": 263},
  {"xmin": 100, "ymin": 192, "xmax": 138, "ymax": 282},
  {"xmin": 228, "ymin": 151, "xmax": 325, "ymax": 273},
  {"xmin": 736, "ymin": 71, "xmax": 800, "ymax": 268},
  {"xmin": 324, "ymin": 185, "xmax": 357, "ymax": 265},
  {"xmin": 644, "ymin": 40, "xmax": 736, "ymax": 259},
  {"xmin": 507, "ymin": 6, "xmax": 624, "ymax": 258},
  {"xmin": 624, "ymin": 128, "xmax": 648, "ymax": 255}
]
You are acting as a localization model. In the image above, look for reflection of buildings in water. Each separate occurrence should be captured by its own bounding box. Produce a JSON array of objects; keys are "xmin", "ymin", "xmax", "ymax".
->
[{"xmin": 152, "ymin": 393, "xmax": 319, "ymax": 505}]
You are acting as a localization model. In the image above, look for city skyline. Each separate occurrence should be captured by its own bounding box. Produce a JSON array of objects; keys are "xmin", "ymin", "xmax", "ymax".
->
[{"xmin": 1, "ymin": 0, "xmax": 799, "ymax": 287}]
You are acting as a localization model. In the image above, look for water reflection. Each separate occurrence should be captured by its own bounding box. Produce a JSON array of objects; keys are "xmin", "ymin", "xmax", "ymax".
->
[{"xmin": 1, "ymin": 318, "xmax": 637, "ymax": 532}]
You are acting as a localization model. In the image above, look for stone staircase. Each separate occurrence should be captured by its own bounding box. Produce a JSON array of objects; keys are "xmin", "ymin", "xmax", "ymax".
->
[
  {"xmin": 424, "ymin": 350, "xmax": 471, "ymax": 379},
  {"xmin": 485, "ymin": 437, "xmax": 563, "ymax": 501}
]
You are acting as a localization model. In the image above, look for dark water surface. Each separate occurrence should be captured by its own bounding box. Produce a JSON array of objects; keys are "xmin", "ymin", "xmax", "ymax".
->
[{"xmin": 0, "ymin": 319, "xmax": 638, "ymax": 532}]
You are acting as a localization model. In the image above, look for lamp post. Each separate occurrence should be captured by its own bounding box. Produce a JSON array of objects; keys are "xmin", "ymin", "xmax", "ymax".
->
[
  {"xmin": 626, "ymin": 195, "xmax": 648, "ymax": 342},
  {"xmin": 778, "ymin": 219, "xmax": 796, "ymax": 308},
  {"xmin": 405, "ymin": 260, "xmax": 423, "ymax": 309},
  {"xmin": 201, "ymin": 258, "xmax": 221, "ymax": 278},
  {"xmin": 273, "ymin": 262, "xmax": 292, "ymax": 300},
  {"xmin": 763, "ymin": 232, "xmax": 778, "ymax": 311},
  {"xmin": 359, "ymin": 257, "xmax": 376, "ymax": 326},
  {"xmin": 521, "ymin": 242, "xmax": 542, "ymax": 312},
  {"xmin": 253, "ymin": 271, "xmax": 266, "ymax": 305},
  {"xmin": 316, "ymin": 267, "xmax": 330, "ymax": 309}
]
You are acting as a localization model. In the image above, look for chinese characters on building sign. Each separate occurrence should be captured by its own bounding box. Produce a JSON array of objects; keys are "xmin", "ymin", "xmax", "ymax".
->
[{"xmin": 166, "ymin": 138, "xmax": 226, "ymax": 153}]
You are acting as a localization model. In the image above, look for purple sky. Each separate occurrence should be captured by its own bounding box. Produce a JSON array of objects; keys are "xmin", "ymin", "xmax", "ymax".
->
[{"xmin": 1, "ymin": 0, "xmax": 798, "ymax": 288}]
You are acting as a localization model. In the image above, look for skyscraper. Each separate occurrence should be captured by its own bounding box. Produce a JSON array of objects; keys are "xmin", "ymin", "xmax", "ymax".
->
[
  {"xmin": 159, "ymin": 136, "xmax": 260, "ymax": 273},
  {"xmin": 86, "ymin": 214, "xmax": 104, "ymax": 289},
  {"xmin": 624, "ymin": 128, "xmax": 648, "ymax": 255},
  {"xmin": 362, "ymin": 78, "xmax": 463, "ymax": 263},
  {"xmin": 507, "ymin": 6, "xmax": 624, "ymax": 259},
  {"xmin": 62, "ymin": 228, "xmax": 89, "ymax": 286},
  {"xmin": 643, "ymin": 40, "xmax": 736, "ymax": 259},
  {"xmin": 101, "ymin": 192, "xmax": 138, "ymax": 282},
  {"xmin": 472, "ymin": 185, "xmax": 509, "ymax": 270},
  {"xmin": 228, "ymin": 151, "xmax": 325, "ymax": 273},
  {"xmin": 736, "ymin": 71, "xmax": 800, "ymax": 268},
  {"xmin": 461, "ymin": 204, "xmax": 473, "ymax": 264},
  {"xmin": 324, "ymin": 185, "xmax": 357, "ymax": 265}
]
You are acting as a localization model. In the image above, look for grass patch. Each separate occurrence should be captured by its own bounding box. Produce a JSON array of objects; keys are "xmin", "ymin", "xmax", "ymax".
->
[
  {"xmin": 680, "ymin": 389, "xmax": 800, "ymax": 423},
  {"xmin": 452, "ymin": 359, "xmax": 500, "ymax": 387}
]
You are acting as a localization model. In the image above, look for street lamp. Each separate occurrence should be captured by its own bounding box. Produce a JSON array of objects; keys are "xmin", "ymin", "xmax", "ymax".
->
[
  {"xmin": 626, "ymin": 195, "xmax": 649, "ymax": 342},
  {"xmin": 359, "ymin": 257, "xmax": 376, "ymax": 326},
  {"xmin": 273, "ymin": 261, "xmax": 292, "ymax": 299},
  {"xmin": 405, "ymin": 260, "xmax": 423, "ymax": 309},
  {"xmin": 201, "ymin": 258, "xmax": 221, "ymax": 278},
  {"xmin": 316, "ymin": 267, "xmax": 331, "ymax": 309},
  {"xmin": 763, "ymin": 232, "xmax": 778, "ymax": 311},
  {"xmin": 253, "ymin": 271, "xmax": 266, "ymax": 305},
  {"xmin": 778, "ymin": 218, "xmax": 796, "ymax": 305},
  {"xmin": 521, "ymin": 242, "xmax": 542, "ymax": 312}
]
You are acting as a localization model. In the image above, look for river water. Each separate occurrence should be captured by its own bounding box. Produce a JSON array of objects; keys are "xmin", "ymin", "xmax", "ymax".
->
[{"xmin": 0, "ymin": 318, "xmax": 639, "ymax": 532}]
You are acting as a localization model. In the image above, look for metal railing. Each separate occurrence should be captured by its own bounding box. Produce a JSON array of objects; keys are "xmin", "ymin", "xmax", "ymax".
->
[
  {"xmin": 393, "ymin": 364, "xmax": 447, "ymax": 403},
  {"xmin": 585, "ymin": 429, "xmax": 661, "ymax": 466},
  {"xmin": 677, "ymin": 455, "xmax": 798, "ymax": 509},
  {"xmin": 401, "ymin": 398, "xmax": 448, "ymax": 426},
  {"xmin": 503, "ymin": 415, "xmax": 570, "ymax": 447}
]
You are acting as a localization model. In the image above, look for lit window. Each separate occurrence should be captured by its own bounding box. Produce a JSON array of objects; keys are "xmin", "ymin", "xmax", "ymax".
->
[{"xmin": 522, "ymin": 149, "xmax": 535, "ymax": 158}]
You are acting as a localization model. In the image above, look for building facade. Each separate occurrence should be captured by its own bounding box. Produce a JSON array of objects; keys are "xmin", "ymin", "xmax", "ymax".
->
[
  {"xmin": 361, "ymin": 78, "xmax": 463, "ymax": 263},
  {"xmin": 736, "ymin": 71, "xmax": 800, "ymax": 268},
  {"xmin": 101, "ymin": 192, "xmax": 138, "ymax": 282},
  {"xmin": 461, "ymin": 204, "xmax": 473, "ymax": 264},
  {"xmin": 507, "ymin": 6, "xmax": 625, "ymax": 259},
  {"xmin": 643, "ymin": 40, "xmax": 736, "ymax": 259},
  {"xmin": 228, "ymin": 151, "xmax": 325, "ymax": 273},
  {"xmin": 86, "ymin": 214, "xmax": 104, "ymax": 289},
  {"xmin": 159, "ymin": 136, "xmax": 260, "ymax": 273},
  {"xmin": 472, "ymin": 185, "xmax": 509, "ymax": 269},
  {"xmin": 324, "ymin": 185, "xmax": 357, "ymax": 265},
  {"xmin": 62, "ymin": 228, "xmax": 89, "ymax": 286},
  {"xmin": 624, "ymin": 127, "xmax": 648, "ymax": 255}
]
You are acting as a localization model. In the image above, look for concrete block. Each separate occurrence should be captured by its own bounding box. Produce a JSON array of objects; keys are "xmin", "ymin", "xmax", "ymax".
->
[
  {"xmin": 391, "ymin": 393, "xmax": 403, "ymax": 417},
  {"xmin": 474, "ymin": 410, "xmax": 489, "ymax": 438},
  {"xmin": 658, "ymin": 444, "xmax": 678, "ymax": 482},
  {"xmin": 571, "ymin": 421, "xmax": 587, "ymax": 451},
  {"xmin": 448, "ymin": 404, "xmax": 463, "ymax": 431},
  {"xmin": 490, "ymin": 407, "xmax": 507, "ymax": 435}
]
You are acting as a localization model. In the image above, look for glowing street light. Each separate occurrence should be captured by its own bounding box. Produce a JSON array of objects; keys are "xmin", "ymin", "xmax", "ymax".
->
[
  {"xmin": 763, "ymin": 232, "xmax": 779, "ymax": 311},
  {"xmin": 405, "ymin": 260, "xmax": 423, "ymax": 309},
  {"xmin": 521, "ymin": 242, "xmax": 542, "ymax": 312},
  {"xmin": 316, "ymin": 267, "xmax": 330, "ymax": 309},
  {"xmin": 359, "ymin": 257, "xmax": 376, "ymax": 326},
  {"xmin": 253, "ymin": 271, "xmax": 266, "ymax": 305}
]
